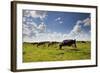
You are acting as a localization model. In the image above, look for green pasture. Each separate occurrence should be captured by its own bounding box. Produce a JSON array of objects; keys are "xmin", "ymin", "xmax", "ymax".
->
[{"xmin": 23, "ymin": 41, "xmax": 91, "ymax": 62}]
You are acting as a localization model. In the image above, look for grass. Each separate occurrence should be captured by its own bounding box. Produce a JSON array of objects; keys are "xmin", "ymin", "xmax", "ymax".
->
[{"xmin": 23, "ymin": 41, "xmax": 91, "ymax": 62}]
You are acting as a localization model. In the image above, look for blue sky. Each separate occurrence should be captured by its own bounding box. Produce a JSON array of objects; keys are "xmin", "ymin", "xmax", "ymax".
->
[
  {"xmin": 22, "ymin": 10, "xmax": 91, "ymax": 42},
  {"xmin": 45, "ymin": 11, "xmax": 90, "ymax": 34}
]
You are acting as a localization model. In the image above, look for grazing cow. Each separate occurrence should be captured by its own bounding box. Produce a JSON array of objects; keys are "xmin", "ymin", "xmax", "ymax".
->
[
  {"xmin": 37, "ymin": 42, "xmax": 45, "ymax": 47},
  {"xmin": 59, "ymin": 39, "xmax": 77, "ymax": 50},
  {"xmin": 48, "ymin": 42, "xmax": 58, "ymax": 47},
  {"xmin": 31, "ymin": 43, "xmax": 38, "ymax": 45},
  {"xmin": 81, "ymin": 41, "xmax": 86, "ymax": 43}
]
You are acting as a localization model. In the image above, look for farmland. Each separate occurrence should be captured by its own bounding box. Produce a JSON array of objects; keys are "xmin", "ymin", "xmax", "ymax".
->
[{"xmin": 23, "ymin": 41, "xmax": 91, "ymax": 62}]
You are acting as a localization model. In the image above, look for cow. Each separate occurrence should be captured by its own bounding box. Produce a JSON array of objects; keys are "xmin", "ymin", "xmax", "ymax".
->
[
  {"xmin": 37, "ymin": 42, "xmax": 46, "ymax": 47},
  {"xmin": 31, "ymin": 42, "xmax": 38, "ymax": 45},
  {"xmin": 48, "ymin": 42, "xmax": 58, "ymax": 47},
  {"xmin": 59, "ymin": 39, "xmax": 77, "ymax": 50},
  {"xmin": 81, "ymin": 41, "xmax": 86, "ymax": 43}
]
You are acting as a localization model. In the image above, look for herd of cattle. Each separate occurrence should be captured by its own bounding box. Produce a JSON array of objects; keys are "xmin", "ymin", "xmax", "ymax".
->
[{"xmin": 30, "ymin": 39, "xmax": 86, "ymax": 50}]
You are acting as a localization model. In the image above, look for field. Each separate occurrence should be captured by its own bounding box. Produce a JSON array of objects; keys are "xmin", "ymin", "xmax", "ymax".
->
[{"xmin": 23, "ymin": 41, "xmax": 91, "ymax": 62}]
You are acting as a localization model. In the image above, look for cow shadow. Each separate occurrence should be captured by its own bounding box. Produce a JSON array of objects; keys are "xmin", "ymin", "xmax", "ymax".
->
[
  {"xmin": 64, "ymin": 48, "xmax": 80, "ymax": 52},
  {"xmin": 56, "ymin": 48, "xmax": 80, "ymax": 55}
]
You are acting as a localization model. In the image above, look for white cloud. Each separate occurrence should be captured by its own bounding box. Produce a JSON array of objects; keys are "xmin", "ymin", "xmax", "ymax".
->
[
  {"xmin": 23, "ymin": 10, "xmax": 48, "ymax": 42},
  {"xmin": 78, "ymin": 32, "xmax": 90, "ymax": 41},
  {"xmin": 36, "ymin": 11, "xmax": 47, "ymax": 21},
  {"xmin": 69, "ymin": 24, "xmax": 82, "ymax": 37},
  {"xmin": 70, "ymin": 17, "xmax": 91, "ymax": 27},
  {"xmin": 63, "ymin": 34, "xmax": 67, "ymax": 38},
  {"xmin": 22, "ymin": 21, "xmax": 38, "ymax": 38},
  {"xmin": 74, "ymin": 18, "xmax": 91, "ymax": 26},
  {"xmin": 23, "ymin": 12, "xmax": 91, "ymax": 42},
  {"xmin": 23, "ymin": 10, "xmax": 47, "ymax": 21},
  {"xmin": 55, "ymin": 17, "xmax": 61, "ymax": 21},
  {"xmin": 59, "ymin": 21, "xmax": 63, "ymax": 24},
  {"xmin": 68, "ymin": 18, "xmax": 91, "ymax": 41},
  {"xmin": 24, "ymin": 31, "xmax": 72, "ymax": 42},
  {"xmin": 22, "ymin": 24, "xmax": 31, "ymax": 36},
  {"xmin": 69, "ymin": 17, "xmax": 91, "ymax": 36},
  {"xmin": 38, "ymin": 22, "xmax": 46, "ymax": 33},
  {"xmin": 83, "ymin": 18, "xmax": 91, "ymax": 26},
  {"xmin": 23, "ymin": 20, "xmax": 90, "ymax": 42},
  {"xmin": 23, "ymin": 21, "xmax": 47, "ymax": 42},
  {"xmin": 23, "ymin": 10, "xmax": 30, "ymax": 17},
  {"xmin": 23, "ymin": 17, "xmax": 26, "ymax": 22},
  {"xmin": 55, "ymin": 17, "xmax": 63, "ymax": 24},
  {"xmin": 23, "ymin": 30, "xmax": 90, "ymax": 42},
  {"xmin": 76, "ymin": 20, "xmax": 82, "ymax": 25}
]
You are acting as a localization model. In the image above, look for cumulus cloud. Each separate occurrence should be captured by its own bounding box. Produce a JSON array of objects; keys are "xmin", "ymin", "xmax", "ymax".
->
[
  {"xmin": 22, "ymin": 24, "xmax": 31, "ymax": 37},
  {"xmin": 23, "ymin": 17, "xmax": 26, "ymax": 22},
  {"xmin": 55, "ymin": 17, "xmax": 63, "ymax": 24},
  {"xmin": 32, "ymin": 32, "xmax": 64, "ymax": 42},
  {"xmin": 76, "ymin": 20, "xmax": 82, "ymax": 25},
  {"xmin": 36, "ymin": 11, "xmax": 47, "ymax": 20},
  {"xmin": 23, "ymin": 10, "xmax": 30, "ymax": 17},
  {"xmin": 78, "ymin": 32, "xmax": 90, "ymax": 41},
  {"xmin": 23, "ymin": 30, "xmax": 90, "ymax": 42},
  {"xmin": 22, "ymin": 21, "xmax": 38, "ymax": 38},
  {"xmin": 55, "ymin": 17, "xmax": 61, "ymax": 21},
  {"xmin": 68, "ymin": 17, "xmax": 91, "ymax": 41},
  {"xmin": 83, "ymin": 17, "xmax": 91, "ymax": 26},
  {"xmin": 24, "ymin": 31, "xmax": 77, "ymax": 42},
  {"xmin": 38, "ymin": 22, "xmax": 46, "ymax": 33},
  {"xmin": 23, "ymin": 22, "xmax": 46, "ymax": 38},
  {"xmin": 23, "ymin": 10, "xmax": 47, "ymax": 21},
  {"xmin": 23, "ymin": 11, "xmax": 91, "ymax": 42},
  {"xmin": 22, "ymin": 10, "xmax": 48, "ymax": 42},
  {"xmin": 69, "ymin": 23, "xmax": 82, "ymax": 37},
  {"xmin": 59, "ymin": 21, "xmax": 63, "ymax": 24},
  {"xmin": 75, "ymin": 17, "xmax": 91, "ymax": 26}
]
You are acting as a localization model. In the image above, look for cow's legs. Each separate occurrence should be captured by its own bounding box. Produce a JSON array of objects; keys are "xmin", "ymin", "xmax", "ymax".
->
[
  {"xmin": 74, "ymin": 43, "xmax": 77, "ymax": 48},
  {"xmin": 37, "ymin": 44, "xmax": 39, "ymax": 47},
  {"xmin": 59, "ymin": 45, "xmax": 62, "ymax": 50},
  {"xmin": 72, "ymin": 44, "xmax": 77, "ymax": 48},
  {"xmin": 48, "ymin": 43, "xmax": 50, "ymax": 47}
]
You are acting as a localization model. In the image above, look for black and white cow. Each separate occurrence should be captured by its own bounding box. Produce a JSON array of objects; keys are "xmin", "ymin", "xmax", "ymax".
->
[
  {"xmin": 59, "ymin": 39, "xmax": 77, "ymax": 50},
  {"xmin": 48, "ymin": 42, "xmax": 58, "ymax": 47},
  {"xmin": 37, "ymin": 42, "xmax": 45, "ymax": 47}
]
